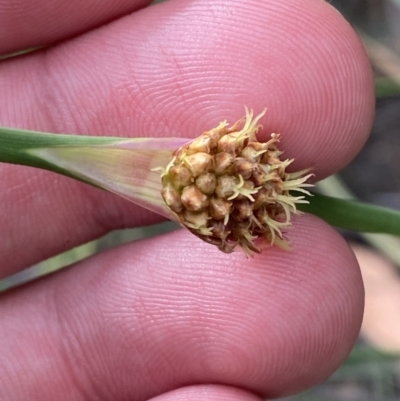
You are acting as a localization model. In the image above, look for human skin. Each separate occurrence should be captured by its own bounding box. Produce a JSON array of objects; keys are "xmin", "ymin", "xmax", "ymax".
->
[{"xmin": 0, "ymin": 0, "xmax": 374, "ymax": 400}]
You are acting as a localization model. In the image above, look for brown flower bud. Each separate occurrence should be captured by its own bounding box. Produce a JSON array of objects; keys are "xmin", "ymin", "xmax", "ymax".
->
[
  {"xmin": 169, "ymin": 165, "xmax": 192, "ymax": 190},
  {"xmin": 261, "ymin": 150, "xmax": 283, "ymax": 165},
  {"xmin": 215, "ymin": 175, "xmax": 237, "ymax": 199},
  {"xmin": 215, "ymin": 152, "xmax": 235, "ymax": 175},
  {"xmin": 236, "ymin": 179, "xmax": 258, "ymax": 201},
  {"xmin": 195, "ymin": 172, "xmax": 217, "ymax": 195},
  {"xmin": 234, "ymin": 157, "xmax": 253, "ymax": 179},
  {"xmin": 217, "ymin": 133, "xmax": 242, "ymax": 154},
  {"xmin": 241, "ymin": 142, "xmax": 268, "ymax": 163},
  {"xmin": 181, "ymin": 185, "xmax": 209, "ymax": 211},
  {"xmin": 252, "ymin": 187, "xmax": 271, "ymax": 209},
  {"xmin": 233, "ymin": 200, "xmax": 254, "ymax": 220},
  {"xmin": 187, "ymin": 128, "xmax": 221, "ymax": 154},
  {"xmin": 209, "ymin": 219, "xmax": 228, "ymax": 238},
  {"xmin": 209, "ymin": 197, "xmax": 232, "ymax": 221},
  {"xmin": 251, "ymin": 164, "xmax": 278, "ymax": 186},
  {"xmin": 161, "ymin": 182, "xmax": 183, "ymax": 213},
  {"xmin": 183, "ymin": 210, "xmax": 210, "ymax": 235},
  {"xmin": 183, "ymin": 152, "xmax": 214, "ymax": 177}
]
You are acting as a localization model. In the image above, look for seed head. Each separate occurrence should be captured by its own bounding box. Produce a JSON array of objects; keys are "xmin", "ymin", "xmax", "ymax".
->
[{"xmin": 160, "ymin": 108, "xmax": 313, "ymax": 256}]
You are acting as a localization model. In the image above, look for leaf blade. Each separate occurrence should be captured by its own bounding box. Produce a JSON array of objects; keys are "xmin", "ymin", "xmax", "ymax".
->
[{"xmin": 299, "ymin": 192, "xmax": 400, "ymax": 236}]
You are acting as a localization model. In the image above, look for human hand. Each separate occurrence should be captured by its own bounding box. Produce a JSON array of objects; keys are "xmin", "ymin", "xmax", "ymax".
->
[{"xmin": 0, "ymin": 0, "xmax": 374, "ymax": 400}]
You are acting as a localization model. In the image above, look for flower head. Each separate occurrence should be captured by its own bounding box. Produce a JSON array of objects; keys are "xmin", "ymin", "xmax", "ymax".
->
[
  {"xmin": 159, "ymin": 108, "xmax": 313, "ymax": 256},
  {"xmin": 2, "ymin": 108, "xmax": 312, "ymax": 257}
]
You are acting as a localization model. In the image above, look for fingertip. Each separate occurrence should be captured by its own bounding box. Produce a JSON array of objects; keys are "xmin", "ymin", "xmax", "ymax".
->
[
  {"xmin": 109, "ymin": 214, "xmax": 364, "ymax": 396},
  {"xmin": 148, "ymin": 385, "xmax": 262, "ymax": 401},
  {"xmin": 0, "ymin": 213, "xmax": 364, "ymax": 399},
  {"xmin": 156, "ymin": 214, "xmax": 365, "ymax": 395}
]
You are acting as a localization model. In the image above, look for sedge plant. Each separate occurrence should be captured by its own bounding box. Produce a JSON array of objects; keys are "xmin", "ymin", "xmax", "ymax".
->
[{"xmin": 1, "ymin": 108, "xmax": 400, "ymax": 257}]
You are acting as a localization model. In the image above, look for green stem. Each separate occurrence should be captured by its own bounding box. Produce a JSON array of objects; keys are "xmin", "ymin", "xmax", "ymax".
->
[
  {"xmin": 299, "ymin": 192, "xmax": 400, "ymax": 236},
  {"xmin": 0, "ymin": 126, "xmax": 120, "ymax": 186},
  {"xmin": 1, "ymin": 126, "xmax": 400, "ymax": 238}
]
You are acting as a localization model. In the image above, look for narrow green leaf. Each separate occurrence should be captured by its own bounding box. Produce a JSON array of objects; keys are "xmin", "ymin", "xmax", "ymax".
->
[
  {"xmin": 0, "ymin": 126, "xmax": 188, "ymax": 218},
  {"xmin": 29, "ymin": 145, "xmax": 172, "ymax": 215},
  {"xmin": 0, "ymin": 126, "xmax": 123, "ymax": 185},
  {"xmin": 299, "ymin": 192, "xmax": 400, "ymax": 236}
]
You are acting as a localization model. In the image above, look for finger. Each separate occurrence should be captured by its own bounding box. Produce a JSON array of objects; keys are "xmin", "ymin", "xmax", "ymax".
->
[
  {"xmin": 0, "ymin": 0, "xmax": 374, "ymax": 273},
  {"xmin": 0, "ymin": 0, "xmax": 152, "ymax": 55},
  {"xmin": 148, "ymin": 385, "xmax": 263, "ymax": 401},
  {"xmin": 0, "ymin": 216, "xmax": 364, "ymax": 400}
]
